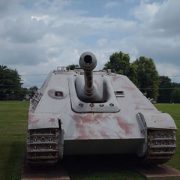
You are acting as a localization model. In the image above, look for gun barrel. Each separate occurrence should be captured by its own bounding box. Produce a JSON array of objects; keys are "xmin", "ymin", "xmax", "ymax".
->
[{"xmin": 79, "ymin": 52, "xmax": 97, "ymax": 96}]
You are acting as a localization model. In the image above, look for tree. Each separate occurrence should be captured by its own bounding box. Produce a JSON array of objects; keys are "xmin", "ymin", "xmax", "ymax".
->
[
  {"xmin": 0, "ymin": 65, "xmax": 23, "ymax": 100},
  {"xmin": 171, "ymin": 88, "xmax": 180, "ymax": 103},
  {"xmin": 29, "ymin": 86, "xmax": 38, "ymax": 98},
  {"xmin": 128, "ymin": 63, "xmax": 138, "ymax": 85},
  {"xmin": 104, "ymin": 51, "xmax": 130, "ymax": 75},
  {"xmin": 133, "ymin": 57, "xmax": 159, "ymax": 101},
  {"xmin": 170, "ymin": 82, "xmax": 180, "ymax": 103},
  {"xmin": 172, "ymin": 82, "xmax": 180, "ymax": 89},
  {"xmin": 158, "ymin": 76, "xmax": 173, "ymax": 103},
  {"xmin": 104, "ymin": 52, "xmax": 159, "ymax": 100},
  {"xmin": 66, "ymin": 64, "xmax": 79, "ymax": 70}
]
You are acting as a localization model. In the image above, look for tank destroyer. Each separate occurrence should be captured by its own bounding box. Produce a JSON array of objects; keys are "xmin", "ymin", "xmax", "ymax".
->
[{"xmin": 26, "ymin": 52, "xmax": 177, "ymax": 165}]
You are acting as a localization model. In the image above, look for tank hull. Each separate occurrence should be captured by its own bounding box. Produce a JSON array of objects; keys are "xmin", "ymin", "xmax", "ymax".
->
[{"xmin": 26, "ymin": 64, "xmax": 177, "ymax": 165}]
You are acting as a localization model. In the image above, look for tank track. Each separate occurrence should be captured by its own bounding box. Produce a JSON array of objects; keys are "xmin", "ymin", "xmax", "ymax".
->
[
  {"xmin": 144, "ymin": 129, "xmax": 176, "ymax": 164},
  {"xmin": 27, "ymin": 128, "xmax": 63, "ymax": 165}
]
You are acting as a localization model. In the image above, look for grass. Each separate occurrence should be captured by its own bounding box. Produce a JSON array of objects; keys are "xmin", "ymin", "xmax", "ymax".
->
[
  {"xmin": 0, "ymin": 101, "xmax": 28, "ymax": 180},
  {"xmin": 0, "ymin": 101, "xmax": 179, "ymax": 180},
  {"xmin": 155, "ymin": 104, "xmax": 180, "ymax": 170}
]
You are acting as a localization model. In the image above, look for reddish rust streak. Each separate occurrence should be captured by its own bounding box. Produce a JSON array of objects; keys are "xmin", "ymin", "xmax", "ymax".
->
[
  {"xmin": 28, "ymin": 114, "xmax": 39, "ymax": 124},
  {"xmin": 72, "ymin": 113, "xmax": 109, "ymax": 139},
  {"xmin": 75, "ymin": 122, "xmax": 90, "ymax": 139},
  {"xmin": 100, "ymin": 130, "xmax": 110, "ymax": 138},
  {"xmin": 30, "ymin": 119, "xmax": 39, "ymax": 124},
  {"xmin": 77, "ymin": 135, "xmax": 90, "ymax": 139},
  {"xmin": 28, "ymin": 113, "xmax": 33, "ymax": 119},
  {"xmin": 116, "ymin": 116, "xmax": 134, "ymax": 134},
  {"xmin": 49, "ymin": 118, "xmax": 56, "ymax": 124},
  {"xmin": 73, "ymin": 114, "xmax": 106, "ymax": 124}
]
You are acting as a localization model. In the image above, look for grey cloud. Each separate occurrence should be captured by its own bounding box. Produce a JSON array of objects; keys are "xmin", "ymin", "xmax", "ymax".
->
[
  {"xmin": 138, "ymin": 0, "xmax": 180, "ymax": 38},
  {"xmin": 128, "ymin": 0, "xmax": 180, "ymax": 66},
  {"xmin": 0, "ymin": 0, "xmax": 25, "ymax": 18},
  {"xmin": 32, "ymin": 0, "xmax": 71, "ymax": 15},
  {"xmin": 0, "ymin": 41, "xmax": 48, "ymax": 65},
  {"xmin": 1, "ymin": 16, "xmax": 47, "ymax": 43},
  {"xmin": 51, "ymin": 16, "xmax": 137, "ymax": 40},
  {"xmin": 152, "ymin": 0, "xmax": 180, "ymax": 36},
  {"xmin": 0, "ymin": 0, "xmax": 179, "ymax": 86},
  {"xmin": 135, "ymin": 38, "xmax": 180, "ymax": 65}
]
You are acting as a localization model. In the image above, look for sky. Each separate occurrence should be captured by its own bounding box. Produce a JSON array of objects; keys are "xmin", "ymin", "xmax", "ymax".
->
[{"xmin": 0, "ymin": 0, "xmax": 180, "ymax": 87}]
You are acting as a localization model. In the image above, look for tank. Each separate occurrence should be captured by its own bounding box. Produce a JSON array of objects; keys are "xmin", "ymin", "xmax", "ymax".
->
[{"xmin": 26, "ymin": 52, "xmax": 177, "ymax": 165}]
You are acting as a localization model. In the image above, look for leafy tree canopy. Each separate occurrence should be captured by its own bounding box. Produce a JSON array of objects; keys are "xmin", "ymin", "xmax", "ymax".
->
[
  {"xmin": 132, "ymin": 56, "xmax": 159, "ymax": 100},
  {"xmin": 104, "ymin": 52, "xmax": 160, "ymax": 101},
  {"xmin": 158, "ymin": 76, "xmax": 173, "ymax": 103},
  {"xmin": 171, "ymin": 88, "xmax": 180, "ymax": 103},
  {"xmin": 104, "ymin": 51, "xmax": 130, "ymax": 75},
  {"xmin": 0, "ymin": 65, "xmax": 23, "ymax": 100},
  {"xmin": 66, "ymin": 64, "xmax": 79, "ymax": 70}
]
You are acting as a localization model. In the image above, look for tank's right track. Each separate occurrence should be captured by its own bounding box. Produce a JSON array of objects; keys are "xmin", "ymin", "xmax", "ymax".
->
[
  {"xmin": 144, "ymin": 129, "xmax": 176, "ymax": 164},
  {"xmin": 27, "ymin": 128, "xmax": 63, "ymax": 165}
]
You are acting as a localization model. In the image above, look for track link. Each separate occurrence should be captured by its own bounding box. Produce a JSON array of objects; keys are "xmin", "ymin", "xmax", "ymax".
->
[
  {"xmin": 144, "ymin": 129, "xmax": 176, "ymax": 164},
  {"xmin": 27, "ymin": 128, "xmax": 63, "ymax": 165}
]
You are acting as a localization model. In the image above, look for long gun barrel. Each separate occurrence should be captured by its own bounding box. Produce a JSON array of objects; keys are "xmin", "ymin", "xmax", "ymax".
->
[{"xmin": 79, "ymin": 52, "xmax": 97, "ymax": 96}]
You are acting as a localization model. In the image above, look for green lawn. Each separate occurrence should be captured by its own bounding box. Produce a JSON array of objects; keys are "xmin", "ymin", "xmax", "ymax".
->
[
  {"xmin": 155, "ymin": 104, "xmax": 180, "ymax": 170},
  {"xmin": 0, "ymin": 101, "xmax": 28, "ymax": 180},
  {"xmin": 0, "ymin": 101, "xmax": 179, "ymax": 180}
]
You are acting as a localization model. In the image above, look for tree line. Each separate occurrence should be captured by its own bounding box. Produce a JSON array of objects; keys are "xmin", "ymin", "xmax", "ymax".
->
[
  {"xmin": 0, "ymin": 51, "xmax": 180, "ymax": 102},
  {"xmin": 68, "ymin": 51, "xmax": 180, "ymax": 103},
  {"xmin": 0, "ymin": 65, "xmax": 37, "ymax": 100}
]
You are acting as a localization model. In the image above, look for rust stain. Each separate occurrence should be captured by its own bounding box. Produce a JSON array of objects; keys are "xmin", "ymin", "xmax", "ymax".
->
[
  {"xmin": 72, "ymin": 113, "xmax": 109, "ymax": 139},
  {"xmin": 100, "ymin": 130, "xmax": 110, "ymax": 138},
  {"xmin": 28, "ymin": 113, "xmax": 39, "ymax": 124},
  {"xmin": 73, "ymin": 114, "xmax": 106, "ymax": 124},
  {"xmin": 115, "ymin": 116, "xmax": 134, "ymax": 134},
  {"xmin": 76, "ymin": 123, "xmax": 90, "ymax": 139},
  {"xmin": 49, "ymin": 118, "xmax": 56, "ymax": 124}
]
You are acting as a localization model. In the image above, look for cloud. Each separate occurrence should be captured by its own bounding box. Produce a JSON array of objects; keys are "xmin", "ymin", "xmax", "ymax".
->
[
  {"xmin": 157, "ymin": 63, "xmax": 180, "ymax": 77},
  {"xmin": 50, "ymin": 16, "xmax": 137, "ymax": 38},
  {"xmin": 152, "ymin": 0, "xmax": 180, "ymax": 36},
  {"xmin": 134, "ymin": 1, "xmax": 160, "ymax": 22},
  {"xmin": 104, "ymin": 1, "xmax": 119, "ymax": 9},
  {"xmin": 1, "ymin": 16, "xmax": 48, "ymax": 43},
  {"xmin": 0, "ymin": 0, "xmax": 179, "ymax": 87},
  {"xmin": 156, "ymin": 63, "xmax": 180, "ymax": 82},
  {"xmin": 97, "ymin": 38, "xmax": 108, "ymax": 47},
  {"xmin": 133, "ymin": 0, "xmax": 180, "ymax": 37},
  {"xmin": 0, "ymin": 39, "xmax": 48, "ymax": 65},
  {"xmin": 130, "ymin": 0, "xmax": 180, "ymax": 64},
  {"xmin": 0, "ymin": 7, "xmax": 137, "ymax": 66},
  {"xmin": 32, "ymin": 0, "xmax": 71, "ymax": 14}
]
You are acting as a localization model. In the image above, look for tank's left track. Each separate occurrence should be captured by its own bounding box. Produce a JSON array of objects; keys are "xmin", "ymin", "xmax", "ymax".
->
[
  {"xmin": 144, "ymin": 129, "xmax": 176, "ymax": 164},
  {"xmin": 26, "ymin": 128, "xmax": 63, "ymax": 165}
]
